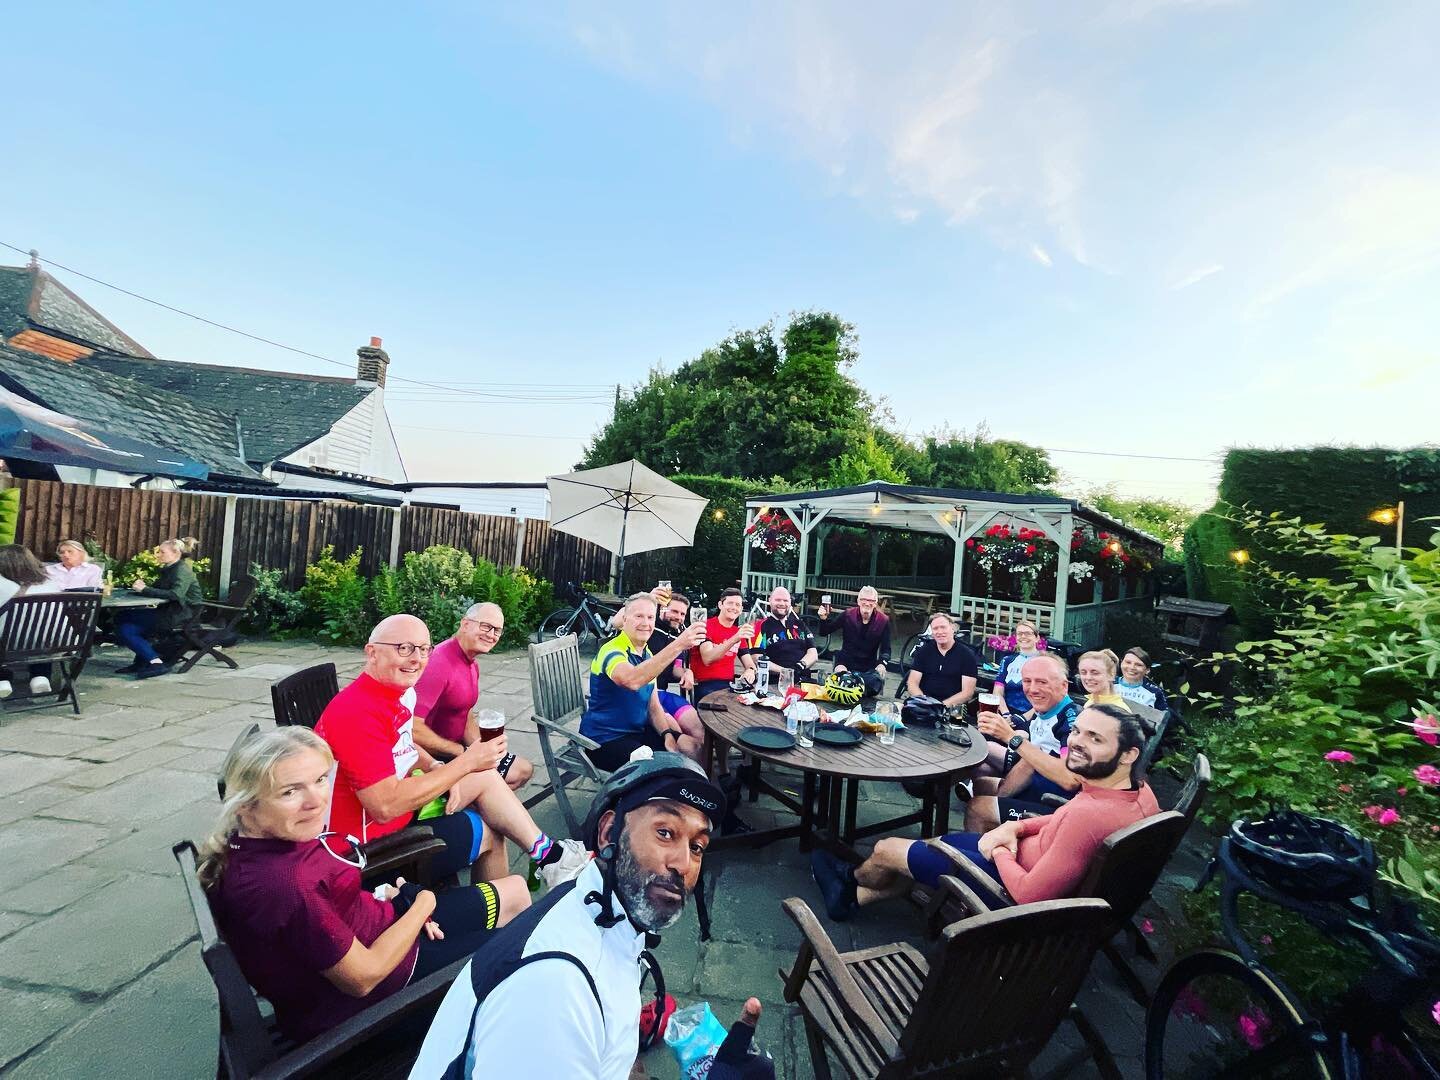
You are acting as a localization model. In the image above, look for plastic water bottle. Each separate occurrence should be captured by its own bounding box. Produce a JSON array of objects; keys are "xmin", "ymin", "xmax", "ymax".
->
[{"xmin": 754, "ymin": 657, "xmax": 769, "ymax": 696}]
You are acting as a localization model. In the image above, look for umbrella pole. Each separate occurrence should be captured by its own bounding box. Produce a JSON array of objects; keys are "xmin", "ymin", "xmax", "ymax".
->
[{"xmin": 616, "ymin": 510, "xmax": 628, "ymax": 595}]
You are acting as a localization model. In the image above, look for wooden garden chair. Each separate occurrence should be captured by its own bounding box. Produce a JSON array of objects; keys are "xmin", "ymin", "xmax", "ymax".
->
[
  {"xmin": 780, "ymin": 893, "xmax": 1121, "ymax": 1079},
  {"xmin": 0, "ymin": 592, "xmax": 101, "ymax": 717},
  {"xmin": 525, "ymin": 634, "xmax": 608, "ymax": 838},
  {"xmin": 271, "ymin": 663, "xmax": 340, "ymax": 729},
  {"xmin": 170, "ymin": 578, "xmax": 257, "ymax": 673},
  {"xmin": 927, "ymin": 810, "xmax": 1191, "ymax": 1005},
  {"xmin": 173, "ymin": 841, "xmax": 460, "ymax": 1079}
]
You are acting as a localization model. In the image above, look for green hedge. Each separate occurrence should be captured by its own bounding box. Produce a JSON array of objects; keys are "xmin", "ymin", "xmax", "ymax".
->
[{"xmin": 1185, "ymin": 447, "xmax": 1440, "ymax": 637}]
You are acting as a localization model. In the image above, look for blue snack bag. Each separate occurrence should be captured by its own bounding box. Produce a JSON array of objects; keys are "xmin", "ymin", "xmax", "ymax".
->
[{"xmin": 663, "ymin": 1001, "xmax": 729, "ymax": 1079}]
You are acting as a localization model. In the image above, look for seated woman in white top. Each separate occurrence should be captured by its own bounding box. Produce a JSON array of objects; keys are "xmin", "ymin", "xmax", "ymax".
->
[
  {"xmin": 45, "ymin": 539, "xmax": 103, "ymax": 591},
  {"xmin": 0, "ymin": 544, "xmax": 62, "ymax": 698}
]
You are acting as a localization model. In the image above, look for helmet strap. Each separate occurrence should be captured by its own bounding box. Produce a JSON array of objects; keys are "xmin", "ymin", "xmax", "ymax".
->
[{"xmin": 586, "ymin": 818, "xmax": 672, "ymax": 939}]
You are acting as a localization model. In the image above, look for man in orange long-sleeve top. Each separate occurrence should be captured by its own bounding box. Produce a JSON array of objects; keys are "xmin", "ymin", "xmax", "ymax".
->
[{"xmin": 811, "ymin": 703, "xmax": 1157, "ymax": 919}]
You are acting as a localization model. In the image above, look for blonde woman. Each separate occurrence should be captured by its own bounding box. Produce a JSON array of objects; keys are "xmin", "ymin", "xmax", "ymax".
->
[
  {"xmin": 115, "ymin": 536, "xmax": 204, "ymax": 678},
  {"xmin": 1076, "ymin": 650, "xmax": 1131, "ymax": 709},
  {"xmin": 45, "ymin": 540, "xmax": 103, "ymax": 590},
  {"xmin": 198, "ymin": 727, "xmax": 528, "ymax": 1044}
]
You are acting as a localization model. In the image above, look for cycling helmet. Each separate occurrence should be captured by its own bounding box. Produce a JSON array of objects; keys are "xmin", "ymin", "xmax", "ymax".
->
[
  {"xmin": 825, "ymin": 671, "xmax": 866, "ymax": 706},
  {"xmin": 901, "ymin": 695, "xmax": 947, "ymax": 729},
  {"xmin": 1228, "ymin": 809, "xmax": 1376, "ymax": 901},
  {"xmin": 581, "ymin": 751, "xmax": 728, "ymax": 855}
]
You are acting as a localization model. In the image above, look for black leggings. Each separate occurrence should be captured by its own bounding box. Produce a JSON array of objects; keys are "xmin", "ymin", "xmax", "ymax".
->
[{"xmin": 410, "ymin": 881, "xmax": 505, "ymax": 979}]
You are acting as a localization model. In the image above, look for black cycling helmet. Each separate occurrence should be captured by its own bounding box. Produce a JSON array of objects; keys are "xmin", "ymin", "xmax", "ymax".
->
[
  {"xmin": 582, "ymin": 751, "xmax": 728, "ymax": 856},
  {"xmin": 901, "ymin": 694, "xmax": 947, "ymax": 729},
  {"xmin": 1229, "ymin": 809, "xmax": 1376, "ymax": 901}
]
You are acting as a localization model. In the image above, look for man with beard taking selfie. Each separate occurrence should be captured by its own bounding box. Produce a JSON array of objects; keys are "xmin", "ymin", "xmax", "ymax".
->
[{"xmin": 411, "ymin": 752, "xmax": 775, "ymax": 1079}]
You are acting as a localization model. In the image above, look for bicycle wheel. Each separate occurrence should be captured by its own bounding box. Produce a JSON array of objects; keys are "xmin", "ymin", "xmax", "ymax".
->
[
  {"xmin": 1146, "ymin": 948, "xmax": 1330, "ymax": 1080},
  {"xmin": 535, "ymin": 607, "xmax": 580, "ymax": 643}
]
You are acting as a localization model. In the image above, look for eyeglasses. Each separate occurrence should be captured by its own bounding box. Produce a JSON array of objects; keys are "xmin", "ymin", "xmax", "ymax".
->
[
  {"xmin": 474, "ymin": 621, "xmax": 503, "ymax": 636},
  {"xmin": 372, "ymin": 642, "xmax": 432, "ymax": 657}
]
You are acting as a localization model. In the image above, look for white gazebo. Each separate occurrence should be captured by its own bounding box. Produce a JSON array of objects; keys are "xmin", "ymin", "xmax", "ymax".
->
[{"xmin": 740, "ymin": 482, "xmax": 1163, "ymax": 646}]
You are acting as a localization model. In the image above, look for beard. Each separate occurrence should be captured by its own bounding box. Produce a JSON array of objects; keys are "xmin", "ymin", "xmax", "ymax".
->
[
  {"xmin": 1066, "ymin": 745, "xmax": 1124, "ymax": 780},
  {"xmin": 614, "ymin": 830, "xmax": 690, "ymax": 931}
]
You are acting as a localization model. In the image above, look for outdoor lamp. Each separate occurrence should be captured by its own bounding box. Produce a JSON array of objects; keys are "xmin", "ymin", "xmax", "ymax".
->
[
  {"xmin": 1106, "ymin": 540, "xmax": 1123, "ymax": 554},
  {"xmin": 1369, "ymin": 507, "xmax": 1396, "ymax": 525},
  {"xmin": 1229, "ymin": 549, "xmax": 1250, "ymax": 565},
  {"xmin": 712, "ymin": 508, "xmax": 726, "ymax": 521},
  {"xmin": 1368, "ymin": 501, "xmax": 1404, "ymax": 553}
]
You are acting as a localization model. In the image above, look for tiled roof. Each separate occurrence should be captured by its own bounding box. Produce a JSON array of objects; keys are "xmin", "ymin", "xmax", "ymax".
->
[
  {"xmin": 0, "ymin": 343, "xmax": 261, "ymax": 480},
  {"xmin": 0, "ymin": 264, "xmax": 153, "ymax": 356},
  {"xmin": 82, "ymin": 353, "xmax": 374, "ymax": 464}
]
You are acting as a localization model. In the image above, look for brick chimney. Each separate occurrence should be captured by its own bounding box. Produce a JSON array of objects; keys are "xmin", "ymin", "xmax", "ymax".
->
[{"xmin": 356, "ymin": 336, "xmax": 389, "ymax": 387}]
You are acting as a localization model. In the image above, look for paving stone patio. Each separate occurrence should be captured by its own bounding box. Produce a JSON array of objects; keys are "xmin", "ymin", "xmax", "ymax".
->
[{"xmin": 0, "ymin": 636, "xmax": 1206, "ymax": 1077}]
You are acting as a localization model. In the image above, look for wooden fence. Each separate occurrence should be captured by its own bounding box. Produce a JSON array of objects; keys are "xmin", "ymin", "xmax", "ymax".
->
[{"xmin": 5, "ymin": 479, "xmax": 610, "ymax": 596}]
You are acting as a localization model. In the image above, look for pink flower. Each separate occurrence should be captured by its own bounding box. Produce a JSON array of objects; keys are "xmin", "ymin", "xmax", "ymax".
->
[
  {"xmin": 1397, "ymin": 786, "xmax": 1408, "ymax": 796},
  {"xmin": 1338, "ymin": 784, "xmax": 1352, "ymax": 793},
  {"xmin": 1259, "ymin": 934, "xmax": 1273, "ymax": 946},
  {"xmin": 1379, "ymin": 809, "xmax": 1400, "ymax": 826},
  {"xmin": 1141, "ymin": 919, "xmax": 1155, "ymax": 935},
  {"xmin": 1238, "ymin": 1010, "xmax": 1270, "ymax": 1049},
  {"xmin": 1432, "ymin": 1000, "xmax": 1440, "ymax": 1026},
  {"xmin": 1324, "ymin": 750, "xmax": 1355, "ymax": 763},
  {"xmin": 1414, "ymin": 715, "xmax": 1440, "ymax": 747},
  {"xmin": 1364, "ymin": 805, "xmax": 1384, "ymax": 821},
  {"xmin": 1414, "ymin": 765, "xmax": 1440, "ymax": 787}
]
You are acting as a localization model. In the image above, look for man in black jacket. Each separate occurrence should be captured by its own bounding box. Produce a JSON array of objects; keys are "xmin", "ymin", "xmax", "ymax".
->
[{"xmin": 816, "ymin": 585, "xmax": 890, "ymax": 697}]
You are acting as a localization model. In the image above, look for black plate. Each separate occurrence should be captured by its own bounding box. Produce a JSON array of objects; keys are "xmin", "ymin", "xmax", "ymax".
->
[
  {"xmin": 736, "ymin": 725, "xmax": 796, "ymax": 751},
  {"xmin": 813, "ymin": 723, "xmax": 863, "ymax": 747}
]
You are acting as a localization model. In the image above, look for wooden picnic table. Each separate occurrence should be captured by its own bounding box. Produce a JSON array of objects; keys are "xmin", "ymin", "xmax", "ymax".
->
[{"xmin": 699, "ymin": 696, "xmax": 989, "ymax": 859}]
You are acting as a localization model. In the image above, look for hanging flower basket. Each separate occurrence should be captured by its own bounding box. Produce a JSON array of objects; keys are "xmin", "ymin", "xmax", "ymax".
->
[{"xmin": 745, "ymin": 510, "xmax": 800, "ymax": 557}]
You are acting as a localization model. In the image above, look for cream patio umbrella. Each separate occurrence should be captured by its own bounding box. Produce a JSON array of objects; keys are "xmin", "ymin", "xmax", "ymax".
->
[{"xmin": 546, "ymin": 460, "xmax": 708, "ymax": 592}]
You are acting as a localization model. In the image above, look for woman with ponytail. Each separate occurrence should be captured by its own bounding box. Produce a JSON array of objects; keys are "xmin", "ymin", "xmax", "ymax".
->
[
  {"xmin": 200, "ymin": 727, "xmax": 529, "ymax": 1043},
  {"xmin": 114, "ymin": 536, "xmax": 204, "ymax": 678}
]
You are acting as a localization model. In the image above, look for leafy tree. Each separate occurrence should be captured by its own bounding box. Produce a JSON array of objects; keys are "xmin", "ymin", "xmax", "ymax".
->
[
  {"xmin": 1085, "ymin": 486, "xmax": 1197, "ymax": 557},
  {"xmin": 581, "ymin": 312, "xmax": 867, "ymax": 483},
  {"xmin": 916, "ymin": 424, "xmax": 1058, "ymax": 493},
  {"xmin": 826, "ymin": 428, "xmax": 910, "ymax": 487}
]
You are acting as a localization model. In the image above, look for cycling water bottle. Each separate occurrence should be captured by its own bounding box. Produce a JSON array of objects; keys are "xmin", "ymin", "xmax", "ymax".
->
[{"xmin": 755, "ymin": 657, "xmax": 769, "ymax": 696}]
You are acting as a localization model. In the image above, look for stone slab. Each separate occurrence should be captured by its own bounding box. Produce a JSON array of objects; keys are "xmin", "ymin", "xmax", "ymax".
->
[
  {"xmin": 171, "ymin": 717, "xmax": 273, "ymax": 750},
  {"xmin": 0, "ymin": 782, "xmax": 81, "ymax": 828},
  {"xmin": 58, "ymin": 744, "xmax": 194, "ymax": 790},
  {"xmin": 85, "ymin": 798, "xmax": 219, "ymax": 878},
  {"xmin": 0, "ymin": 986, "xmax": 90, "ymax": 1072},
  {"xmin": 0, "ymin": 818, "xmax": 111, "ymax": 890},
  {"xmin": 1, "ymin": 863, "xmax": 123, "ymax": 915},
  {"xmin": 167, "ymin": 677, "xmax": 275, "ymax": 701},
  {"xmin": 32, "ymin": 706, "xmax": 167, "ymax": 740},
  {"xmin": 0, "ymin": 872, "xmax": 194, "ymax": 997},
  {"xmin": 0, "ymin": 753, "xmax": 88, "ymax": 794},
  {"xmin": 0, "ymin": 730, "xmax": 98, "ymax": 758},
  {"xmin": 43, "ymin": 768, "xmax": 215, "ymax": 827},
  {"xmin": 76, "ymin": 723, "xmax": 190, "ymax": 762},
  {"xmin": 0, "ymin": 910, "xmax": 34, "ymax": 940},
  {"xmin": 6, "ymin": 944, "xmax": 212, "ymax": 1080}
]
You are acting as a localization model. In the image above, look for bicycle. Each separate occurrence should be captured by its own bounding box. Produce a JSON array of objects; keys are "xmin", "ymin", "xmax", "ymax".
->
[
  {"xmin": 1145, "ymin": 809, "xmax": 1440, "ymax": 1079},
  {"xmin": 533, "ymin": 582, "xmax": 620, "ymax": 646}
]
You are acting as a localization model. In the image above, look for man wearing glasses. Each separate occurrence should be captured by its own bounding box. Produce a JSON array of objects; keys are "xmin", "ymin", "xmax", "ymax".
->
[
  {"xmin": 316, "ymin": 614, "xmax": 587, "ymax": 889},
  {"xmin": 411, "ymin": 602, "xmax": 535, "ymax": 793}
]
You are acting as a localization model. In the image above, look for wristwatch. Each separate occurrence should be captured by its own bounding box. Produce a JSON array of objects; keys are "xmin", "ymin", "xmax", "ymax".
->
[{"xmin": 1007, "ymin": 732, "xmax": 1027, "ymax": 750}]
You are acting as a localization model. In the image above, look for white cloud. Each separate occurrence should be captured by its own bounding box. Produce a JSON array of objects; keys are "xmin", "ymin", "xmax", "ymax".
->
[
  {"xmin": 1030, "ymin": 244, "xmax": 1054, "ymax": 267},
  {"xmin": 1172, "ymin": 263, "xmax": 1224, "ymax": 290}
]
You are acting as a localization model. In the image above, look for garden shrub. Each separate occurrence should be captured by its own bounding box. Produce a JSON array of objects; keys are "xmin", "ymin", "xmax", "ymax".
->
[
  {"xmin": 370, "ymin": 565, "xmax": 403, "ymax": 620},
  {"xmin": 244, "ymin": 564, "xmax": 308, "ymax": 636},
  {"xmin": 393, "ymin": 545, "xmax": 478, "ymax": 642},
  {"xmin": 469, "ymin": 561, "xmax": 555, "ymax": 648},
  {"xmin": 116, "ymin": 547, "xmax": 214, "ymax": 597},
  {"xmin": 1179, "ymin": 509, "xmax": 1440, "ymax": 918},
  {"xmin": 0, "ymin": 487, "xmax": 18, "ymax": 546},
  {"xmin": 298, "ymin": 546, "xmax": 370, "ymax": 645}
]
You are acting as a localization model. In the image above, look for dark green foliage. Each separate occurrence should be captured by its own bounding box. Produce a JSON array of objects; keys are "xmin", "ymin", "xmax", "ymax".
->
[
  {"xmin": 0, "ymin": 487, "xmax": 18, "ymax": 545},
  {"xmin": 911, "ymin": 424, "xmax": 1059, "ymax": 493},
  {"xmin": 245, "ymin": 564, "xmax": 308, "ymax": 636},
  {"xmin": 1085, "ymin": 487, "xmax": 1195, "ymax": 558},
  {"xmin": 298, "ymin": 546, "xmax": 371, "ymax": 645}
]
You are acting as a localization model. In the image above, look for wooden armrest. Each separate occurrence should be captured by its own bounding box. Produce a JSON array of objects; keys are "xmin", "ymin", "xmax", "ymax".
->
[
  {"xmin": 928, "ymin": 839, "xmax": 1014, "ymax": 908},
  {"xmin": 778, "ymin": 898, "xmax": 900, "ymax": 1058},
  {"xmin": 252, "ymin": 956, "xmax": 468, "ymax": 1079},
  {"xmin": 937, "ymin": 874, "xmax": 993, "ymax": 917},
  {"xmin": 359, "ymin": 827, "xmax": 446, "ymax": 887},
  {"xmin": 534, "ymin": 713, "xmax": 601, "ymax": 751}
]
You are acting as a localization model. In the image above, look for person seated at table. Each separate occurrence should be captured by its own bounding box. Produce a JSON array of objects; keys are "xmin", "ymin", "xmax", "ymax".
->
[
  {"xmin": 0, "ymin": 544, "xmax": 61, "ymax": 699},
  {"xmin": 318, "ymin": 613, "xmax": 589, "ymax": 891},
  {"xmin": 816, "ymin": 586, "xmax": 890, "ymax": 698},
  {"xmin": 409, "ymin": 602, "xmax": 534, "ymax": 793},
  {"xmin": 967, "ymin": 652, "xmax": 1081, "ymax": 829},
  {"xmin": 810, "ymin": 704, "xmax": 1158, "ymax": 920},
  {"xmin": 903, "ymin": 612, "xmax": 977, "ymax": 710},
  {"xmin": 993, "ymin": 619, "xmax": 1044, "ymax": 714},
  {"xmin": 44, "ymin": 539, "xmax": 103, "ymax": 591},
  {"xmin": 747, "ymin": 586, "xmax": 818, "ymax": 679},
  {"xmin": 114, "ymin": 536, "xmax": 204, "ymax": 679},
  {"xmin": 650, "ymin": 588, "xmax": 697, "ymax": 695},
  {"xmin": 1077, "ymin": 649, "xmax": 1130, "ymax": 708},
  {"xmin": 689, "ymin": 587, "xmax": 754, "ymax": 702},
  {"xmin": 1116, "ymin": 646, "xmax": 1169, "ymax": 711},
  {"xmin": 580, "ymin": 593, "xmax": 708, "ymax": 769},
  {"xmin": 199, "ymin": 726, "xmax": 528, "ymax": 1044}
]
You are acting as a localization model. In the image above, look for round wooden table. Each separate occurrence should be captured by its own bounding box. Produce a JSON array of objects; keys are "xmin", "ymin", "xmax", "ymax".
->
[{"xmin": 699, "ymin": 696, "xmax": 990, "ymax": 859}]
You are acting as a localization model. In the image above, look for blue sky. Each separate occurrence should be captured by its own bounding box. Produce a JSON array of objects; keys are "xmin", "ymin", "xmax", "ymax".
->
[{"xmin": 5, "ymin": 1, "xmax": 1437, "ymax": 504}]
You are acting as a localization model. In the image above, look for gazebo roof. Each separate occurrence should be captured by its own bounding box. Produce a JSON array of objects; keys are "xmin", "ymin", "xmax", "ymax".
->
[{"xmin": 747, "ymin": 481, "xmax": 1162, "ymax": 552}]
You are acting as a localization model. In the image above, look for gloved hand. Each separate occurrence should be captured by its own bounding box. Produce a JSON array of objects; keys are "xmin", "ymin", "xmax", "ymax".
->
[{"xmin": 708, "ymin": 999, "xmax": 774, "ymax": 1080}]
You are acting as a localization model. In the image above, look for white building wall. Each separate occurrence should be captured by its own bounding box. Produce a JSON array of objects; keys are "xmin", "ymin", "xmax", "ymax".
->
[
  {"xmin": 281, "ymin": 388, "xmax": 408, "ymax": 483},
  {"xmin": 406, "ymin": 486, "xmax": 549, "ymax": 518}
]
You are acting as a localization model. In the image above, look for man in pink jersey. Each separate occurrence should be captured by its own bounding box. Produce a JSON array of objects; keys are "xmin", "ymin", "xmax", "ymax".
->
[{"xmin": 411, "ymin": 602, "xmax": 534, "ymax": 793}]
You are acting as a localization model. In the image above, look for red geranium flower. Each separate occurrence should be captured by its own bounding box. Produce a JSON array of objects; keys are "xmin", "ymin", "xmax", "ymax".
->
[
  {"xmin": 975, "ymin": 544, "xmax": 986, "ymax": 553},
  {"xmin": 1099, "ymin": 532, "xmax": 1110, "ymax": 539},
  {"xmin": 1025, "ymin": 544, "xmax": 1036, "ymax": 555}
]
